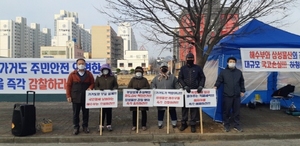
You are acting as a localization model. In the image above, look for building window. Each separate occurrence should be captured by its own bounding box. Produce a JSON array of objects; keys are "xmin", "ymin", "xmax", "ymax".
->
[
  {"xmin": 120, "ymin": 63, "xmax": 124, "ymax": 67},
  {"xmin": 128, "ymin": 63, "xmax": 132, "ymax": 67},
  {"xmin": 141, "ymin": 63, "xmax": 146, "ymax": 67},
  {"xmin": 107, "ymin": 52, "xmax": 110, "ymax": 55},
  {"xmin": 58, "ymin": 51, "xmax": 65, "ymax": 55},
  {"xmin": 50, "ymin": 51, "xmax": 57, "ymax": 55},
  {"xmin": 42, "ymin": 51, "xmax": 49, "ymax": 55}
]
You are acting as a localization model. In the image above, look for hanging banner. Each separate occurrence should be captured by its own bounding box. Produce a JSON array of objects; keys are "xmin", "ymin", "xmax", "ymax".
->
[
  {"xmin": 85, "ymin": 90, "xmax": 118, "ymax": 108},
  {"xmin": 240, "ymin": 48, "xmax": 300, "ymax": 72},
  {"xmin": 122, "ymin": 89, "xmax": 153, "ymax": 107},
  {"xmin": 0, "ymin": 58, "xmax": 106, "ymax": 94},
  {"xmin": 153, "ymin": 89, "xmax": 184, "ymax": 107},
  {"xmin": 185, "ymin": 89, "xmax": 217, "ymax": 107}
]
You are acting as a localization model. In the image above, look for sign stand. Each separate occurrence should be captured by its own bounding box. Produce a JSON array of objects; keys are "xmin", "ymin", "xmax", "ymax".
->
[
  {"xmin": 136, "ymin": 106, "xmax": 139, "ymax": 133},
  {"xmin": 100, "ymin": 108, "xmax": 103, "ymax": 136},
  {"xmin": 167, "ymin": 106, "xmax": 170, "ymax": 134},
  {"xmin": 199, "ymin": 107, "xmax": 203, "ymax": 134}
]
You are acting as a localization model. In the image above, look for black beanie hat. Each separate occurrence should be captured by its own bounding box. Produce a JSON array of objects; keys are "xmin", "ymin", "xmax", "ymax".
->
[
  {"xmin": 135, "ymin": 66, "xmax": 144, "ymax": 74},
  {"xmin": 227, "ymin": 57, "xmax": 237, "ymax": 63},
  {"xmin": 186, "ymin": 53, "xmax": 194, "ymax": 59}
]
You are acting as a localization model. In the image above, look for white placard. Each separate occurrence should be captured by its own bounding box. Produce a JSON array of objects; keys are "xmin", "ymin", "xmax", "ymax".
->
[
  {"xmin": 185, "ymin": 89, "xmax": 217, "ymax": 107},
  {"xmin": 122, "ymin": 89, "xmax": 153, "ymax": 107},
  {"xmin": 85, "ymin": 90, "xmax": 118, "ymax": 108},
  {"xmin": 240, "ymin": 48, "xmax": 300, "ymax": 72},
  {"xmin": 153, "ymin": 89, "xmax": 184, "ymax": 107},
  {"xmin": 0, "ymin": 58, "xmax": 106, "ymax": 94}
]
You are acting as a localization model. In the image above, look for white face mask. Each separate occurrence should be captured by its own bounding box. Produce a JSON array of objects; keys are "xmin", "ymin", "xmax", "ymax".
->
[
  {"xmin": 135, "ymin": 72, "xmax": 142, "ymax": 77},
  {"xmin": 102, "ymin": 69, "xmax": 109, "ymax": 75},
  {"xmin": 228, "ymin": 63, "xmax": 236, "ymax": 68},
  {"xmin": 77, "ymin": 64, "xmax": 85, "ymax": 70}
]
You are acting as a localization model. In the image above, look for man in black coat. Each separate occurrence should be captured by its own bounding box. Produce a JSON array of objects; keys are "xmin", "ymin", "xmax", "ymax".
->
[
  {"xmin": 178, "ymin": 52, "xmax": 206, "ymax": 133},
  {"xmin": 214, "ymin": 57, "xmax": 245, "ymax": 132}
]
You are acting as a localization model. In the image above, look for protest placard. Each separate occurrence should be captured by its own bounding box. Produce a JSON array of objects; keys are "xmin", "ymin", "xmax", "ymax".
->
[
  {"xmin": 185, "ymin": 89, "xmax": 217, "ymax": 108},
  {"xmin": 85, "ymin": 90, "xmax": 118, "ymax": 108},
  {"xmin": 153, "ymin": 89, "xmax": 184, "ymax": 107},
  {"xmin": 123, "ymin": 89, "xmax": 153, "ymax": 107}
]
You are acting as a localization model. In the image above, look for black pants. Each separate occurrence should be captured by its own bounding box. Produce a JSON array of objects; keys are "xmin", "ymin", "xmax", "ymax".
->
[
  {"xmin": 99, "ymin": 108, "xmax": 112, "ymax": 126},
  {"xmin": 158, "ymin": 109, "xmax": 177, "ymax": 121},
  {"xmin": 132, "ymin": 110, "xmax": 147, "ymax": 127},
  {"xmin": 222, "ymin": 96, "xmax": 241, "ymax": 128},
  {"xmin": 72, "ymin": 102, "xmax": 89, "ymax": 129},
  {"xmin": 181, "ymin": 107, "xmax": 199, "ymax": 126}
]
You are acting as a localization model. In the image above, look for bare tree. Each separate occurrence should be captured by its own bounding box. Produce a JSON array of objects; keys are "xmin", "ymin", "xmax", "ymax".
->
[{"xmin": 98, "ymin": 0, "xmax": 296, "ymax": 68}]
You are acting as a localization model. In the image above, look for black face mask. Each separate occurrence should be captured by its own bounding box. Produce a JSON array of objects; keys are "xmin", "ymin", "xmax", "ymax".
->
[
  {"xmin": 187, "ymin": 60, "xmax": 194, "ymax": 65},
  {"xmin": 161, "ymin": 68, "xmax": 168, "ymax": 73}
]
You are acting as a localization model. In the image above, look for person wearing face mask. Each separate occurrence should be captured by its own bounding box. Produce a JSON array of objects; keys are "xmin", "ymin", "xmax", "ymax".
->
[
  {"xmin": 128, "ymin": 66, "xmax": 150, "ymax": 131},
  {"xmin": 66, "ymin": 58, "xmax": 95, "ymax": 135},
  {"xmin": 151, "ymin": 63, "xmax": 180, "ymax": 129},
  {"xmin": 178, "ymin": 52, "xmax": 206, "ymax": 133},
  {"xmin": 94, "ymin": 63, "xmax": 118, "ymax": 132},
  {"xmin": 214, "ymin": 57, "xmax": 245, "ymax": 133}
]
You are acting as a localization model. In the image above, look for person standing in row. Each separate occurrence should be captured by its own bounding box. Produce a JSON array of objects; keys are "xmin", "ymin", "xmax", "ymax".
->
[
  {"xmin": 66, "ymin": 58, "xmax": 95, "ymax": 135},
  {"xmin": 214, "ymin": 57, "xmax": 245, "ymax": 132},
  {"xmin": 178, "ymin": 52, "xmax": 206, "ymax": 133},
  {"xmin": 151, "ymin": 63, "xmax": 179, "ymax": 129},
  {"xmin": 128, "ymin": 66, "xmax": 150, "ymax": 131},
  {"xmin": 94, "ymin": 63, "xmax": 118, "ymax": 132}
]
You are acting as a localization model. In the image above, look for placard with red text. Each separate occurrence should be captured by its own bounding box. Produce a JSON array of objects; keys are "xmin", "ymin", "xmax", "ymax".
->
[
  {"xmin": 122, "ymin": 89, "xmax": 153, "ymax": 107},
  {"xmin": 85, "ymin": 90, "xmax": 118, "ymax": 108},
  {"xmin": 153, "ymin": 89, "xmax": 184, "ymax": 107},
  {"xmin": 185, "ymin": 89, "xmax": 217, "ymax": 108}
]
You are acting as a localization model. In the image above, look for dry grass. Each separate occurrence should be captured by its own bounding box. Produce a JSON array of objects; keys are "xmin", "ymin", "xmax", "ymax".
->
[{"xmin": 117, "ymin": 74, "xmax": 156, "ymax": 86}]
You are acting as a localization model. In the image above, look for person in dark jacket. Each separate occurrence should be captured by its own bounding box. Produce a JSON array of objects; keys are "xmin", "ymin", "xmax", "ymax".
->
[
  {"xmin": 178, "ymin": 52, "xmax": 206, "ymax": 133},
  {"xmin": 66, "ymin": 58, "xmax": 95, "ymax": 135},
  {"xmin": 128, "ymin": 66, "xmax": 150, "ymax": 131},
  {"xmin": 214, "ymin": 56, "xmax": 245, "ymax": 132},
  {"xmin": 151, "ymin": 63, "xmax": 179, "ymax": 129},
  {"xmin": 94, "ymin": 63, "xmax": 118, "ymax": 132}
]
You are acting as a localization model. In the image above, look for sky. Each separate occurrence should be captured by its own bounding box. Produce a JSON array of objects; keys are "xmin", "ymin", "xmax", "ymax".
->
[{"xmin": 1, "ymin": 0, "xmax": 300, "ymax": 59}]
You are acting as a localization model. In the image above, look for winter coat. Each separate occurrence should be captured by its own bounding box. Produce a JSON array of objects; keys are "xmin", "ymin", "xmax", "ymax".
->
[
  {"xmin": 128, "ymin": 76, "xmax": 150, "ymax": 111},
  {"xmin": 214, "ymin": 66, "xmax": 245, "ymax": 97},
  {"xmin": 66, "ymin": 70, "xmax": 95, "ymax": 103},
  {"xmin": 151, "ymin": 73, "xmax": 179, "ymax": 110},
  {"xmin": 178, "ymin": 64, "xmax": 206, "ymax": 89}
]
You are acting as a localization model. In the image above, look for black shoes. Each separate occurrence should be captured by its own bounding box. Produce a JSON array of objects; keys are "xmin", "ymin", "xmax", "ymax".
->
[
  {"xmin": 83, "ymin": 127, "xmax": 90, "ymax": 133},
  {"xmin": 73, "ymin": 128, "xmax": 79, "ymax": 135},
  {"xmin": 179, "ymin": 124, "xmax": 188, "ymax": 131},
  {"xmin": 191, "ymin": 125, "xmax": 196, "ymax": 133}
]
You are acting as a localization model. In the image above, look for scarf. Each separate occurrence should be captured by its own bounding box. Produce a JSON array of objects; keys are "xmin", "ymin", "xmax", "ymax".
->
[{"xmin": 158, "ymin": 71, "xmax": 170, "ymax": 81}]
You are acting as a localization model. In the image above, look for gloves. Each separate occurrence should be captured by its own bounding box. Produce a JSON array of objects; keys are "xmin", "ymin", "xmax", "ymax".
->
[
  {"xmin": 100, "ymin": 89, "xmax": 104, "ymax": 91},
  {"xmin": 135, "ymin": 88, "xmax": 141, "ymax": 91},
  {"xmin": 184, "ymin": 86, "xmax": 191, "ymax": 93},
  {"xmin": 110, "ymin": 88, "xmax": 114, "ymax": 91},
  {"xmin": 197, "ymin": 86, "xmax": 203, "ymax": 93}
]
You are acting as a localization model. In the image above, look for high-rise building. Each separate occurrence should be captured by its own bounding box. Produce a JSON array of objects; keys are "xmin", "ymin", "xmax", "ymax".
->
[
  {"xmin": 0, "ymin": 17, "xmax": 51, "ymax": 58},
  {"xmin": 91, "ymin": 25, "xmax": 123, "ymax": 68},
  {"xmin": 52, "ymin": 10, "xmax": 91, "ymax": 53},
  {"xmin": 118, "ymin": 22, "xmax": 138, "ymax": 57}
]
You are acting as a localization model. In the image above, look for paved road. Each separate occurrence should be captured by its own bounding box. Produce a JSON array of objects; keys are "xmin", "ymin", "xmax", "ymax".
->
[{"xmin": 1, "ymin": 139, "xmax": 300, "ymax": 146}]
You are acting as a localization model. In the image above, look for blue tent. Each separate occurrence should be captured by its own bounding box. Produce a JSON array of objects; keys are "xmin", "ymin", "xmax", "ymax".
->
[{"xmin": 203, "ymin": 18, "xmax": 300, "ymax": 122}]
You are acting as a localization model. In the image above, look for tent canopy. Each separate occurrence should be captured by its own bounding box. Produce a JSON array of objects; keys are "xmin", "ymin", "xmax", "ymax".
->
[{"xmin": 207, "ymin": 18, "xmax": 300, "ymax": 60}]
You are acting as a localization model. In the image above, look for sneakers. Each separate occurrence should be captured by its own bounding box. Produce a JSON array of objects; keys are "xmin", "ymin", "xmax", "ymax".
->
[
  {"xmin": 158, "ymin": 125, "xmax": 163, "ymax": 129},
  {"xmin": 224, "ymin": 126, "xmax": 230, "ymax": 132},
  {"xmin": 179, "ymin": 124, "xmax": 188, "ymax": 131},
  {"xmin": 191, "ymin": 125, "xmax": 196, "ymax": 133},
  {"xmin": 82, "ymin": 127, "xmax": 90, "ymax": 133},
  {"xmin": 234, "ymin": 127, "xmax": 243, "ymax": 132},
  {"xmin": 172, "ymin": 125, "xmax": 177, "ymax": 128},
  {"xmin": 142, "ymin": 126, "xmax": 147, "ymax": 131},
  {"xmin": 131, "ymin": 127, "xmax": 136, "ymax": 131},
  {"xmin": 106, "ymin": 125, "xmax": 113, "ymax": 131},
  {"xmin": 73, "ymin": 128, "xmax": 79, "ymax": 135}
]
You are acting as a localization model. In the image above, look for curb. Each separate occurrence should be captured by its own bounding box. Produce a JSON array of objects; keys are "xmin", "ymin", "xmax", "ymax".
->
[{"xmin": 1, "ymin": 133, "xmax": 300, "ymax": 143}]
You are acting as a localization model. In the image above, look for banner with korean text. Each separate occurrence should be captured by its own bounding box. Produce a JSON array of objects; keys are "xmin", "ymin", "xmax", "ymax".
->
[
  {"xmin": 0, "ymin": 58, "xmax": 106, "ymax": 94},
  {"xmin": 185, "ymin": 89, "xmax": 217, "ymax": 107},
  {"xmin": 85, "ymin": 90, "xmax": 118, "ymax": 108},
  {"xmin": 122, "ymin": 89, "xmax": 153, "ymax": 107},
  {"xmin": 153, "ymin": 89, "xmax": 184, "ymax": 107},
  {"xmin": 240, "ymin": 48, "xmax": 300, "ymax": 72}
]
